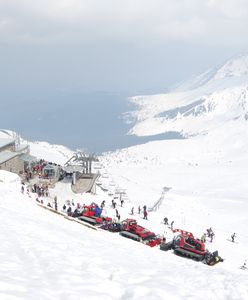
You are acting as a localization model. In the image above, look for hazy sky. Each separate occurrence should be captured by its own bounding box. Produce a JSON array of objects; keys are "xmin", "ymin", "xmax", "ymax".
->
[{"xmin": 1, "ymin": 0, "xmax": 248, "ymax": 96}]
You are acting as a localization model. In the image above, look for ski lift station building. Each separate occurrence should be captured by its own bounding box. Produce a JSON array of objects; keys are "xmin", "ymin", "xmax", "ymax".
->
[{"xmin": 0, "ymin": 138, "xmax": 37, "ymax": 174}]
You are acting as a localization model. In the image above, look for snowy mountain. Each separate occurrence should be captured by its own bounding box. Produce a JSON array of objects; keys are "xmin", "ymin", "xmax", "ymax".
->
[
  {"xmin": 1, "ymin": 55, "xmax": 248, "ymax": 299},
  {"xmin": 127, "ymin": 53, "xmax": 248, "ymax": 137}
]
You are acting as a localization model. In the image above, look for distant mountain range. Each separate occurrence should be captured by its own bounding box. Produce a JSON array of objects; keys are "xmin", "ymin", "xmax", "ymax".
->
[{"xmin": 127, "ymin": 53, "xmax": 248, "ymax": 137}]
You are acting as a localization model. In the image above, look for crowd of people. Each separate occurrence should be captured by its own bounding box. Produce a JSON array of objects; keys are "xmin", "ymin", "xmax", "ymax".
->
[{"xmin": 32, "ymin": 183, "xmax": 49, "ymax": 197}]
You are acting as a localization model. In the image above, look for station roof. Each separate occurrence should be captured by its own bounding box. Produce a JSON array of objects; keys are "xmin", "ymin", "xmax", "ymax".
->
[
  {"xmin": 0, "ymin": 151, "xmax": 19, "ymax": 164},
  {"xmin": 0, "ymin": 138, "xmax": 15, "ymax": 150},
  {"xmin": 19, "ymin": 153, "xmax": 37, "ymax": 163}
]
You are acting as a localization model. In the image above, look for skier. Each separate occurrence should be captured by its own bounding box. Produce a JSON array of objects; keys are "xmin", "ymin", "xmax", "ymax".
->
[
  {"xmin": 115, "ymin": 209, "xmax": 119, "ymax": 217},
  {"xmin": 143, "ymin": 210, "xmax": 148, "ymax": 220},
  {"xmin": 120, "ymin": 199, "xmax": 124, "ymax": 207},
  {"xmin": 138, "ymin": 206, "xmax": 141, "ymax": 214},
  {"xmin": 241, "ymin": 260, "xmax": 247, "ymax": 270},
  {"xmin": 131, "ymin": 207, "xmax": 134, "ymax": 215},
  {"xmin": 62, "ymin": 204, "xmax": 66, "ymax": 212},
  {"xmin": 21, "ymin": 185, "xmax": 24, "ymax": 194},
  {"xmin": 231, "ymin": 233, "xmax": 236, "ymax": 243}
]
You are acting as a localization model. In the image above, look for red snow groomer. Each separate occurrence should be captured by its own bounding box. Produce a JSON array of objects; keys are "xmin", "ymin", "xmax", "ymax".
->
[
  {"xmin": 119, "ymin": 219, "xmax": 161, "ymax": 247},
  {"xmin": 160, "ymin": 229, "xmax": 207, "ymax": 261},
  {"xmin": 77, "ymin": 203, "xmax": 112, "ymax": 226}
]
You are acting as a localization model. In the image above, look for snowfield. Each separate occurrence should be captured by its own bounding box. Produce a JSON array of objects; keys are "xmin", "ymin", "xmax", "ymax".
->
[
  {"xmin": 0, "ymin": 170, "xmax": 248, "ymax": 300},
  {"xmin": 1, "ymin": 54, "xmax": 248, "ymax": 299}
]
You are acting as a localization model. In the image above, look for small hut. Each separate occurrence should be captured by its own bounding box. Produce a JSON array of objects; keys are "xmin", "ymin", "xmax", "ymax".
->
[{"xmin": 43, "ymin": 164, "xmax": 61, "ymax": 180}]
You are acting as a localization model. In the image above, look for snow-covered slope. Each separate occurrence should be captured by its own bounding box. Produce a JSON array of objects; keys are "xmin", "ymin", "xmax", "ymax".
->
[
  {"xmin": 127, "ymin": 54, "xmax": 248, "ymax": 137},
  {"xmin": 1, "ymin": 166, "xmax": 248, "ymax": 300}
]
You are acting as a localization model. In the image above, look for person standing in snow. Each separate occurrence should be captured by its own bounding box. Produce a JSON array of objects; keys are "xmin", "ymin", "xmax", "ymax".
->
[
  {"xmin": 143, "ymin": 210, "xmax": 148, "ymax": 220},
  {"xmin": 210, "ymin": 231, "xmax": 215, "ymax": 243},
  {"xmin": 117, "ymin": 214, "xmax": 121, "ymax": 222},
  {"xmin": 67, "ymin": 206, "xmax": 72, "ymax": 215},
  {"xmin": 54, "ymin": 195, "xmax": 58, "ymax": 211},
  {"xmin": 161, "ymin": 236, "xmax": 166, "ymax": 244},
  {"xmin": 170, "ymin": 221, "xmax": 174, "ymax": 230},
  {"xmin": 115, "ymin": 209, "xmax": 119, "ymax": 217},
  {"xmin": 201, "ymin": 233, "xmax": 206, "ymax": 243},
  {"xmin": 138, "ymin": 206, "xmax": 141, "ymax": 214},
  {"xmin": 54, "ymin": 199, "xmax": 58, "ymax": 211},
  {"xmin": 131, "ymin": 207, "xmax": 134, "ymax": 215},
  {"xmin": 231, "ymin": 233, "xmax": 236, "ymax": 243},
  {"xmin": 163, "ymin": 217, "xmax": 168, "ymax": 225},
  {"xmin": 206, "ymin": 228, "xmax": 211, "ymax": 238},
  {"xmin": 120, "ymin": 199, "xmax": 124, "ymax": 207}
]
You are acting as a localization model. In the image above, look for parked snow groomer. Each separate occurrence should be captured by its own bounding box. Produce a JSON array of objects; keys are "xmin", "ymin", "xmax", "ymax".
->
[
  {"xmin": 101, "ymin": 218, "xmax": 161, "ymax": 247},
  {"xmin": 76, "ymin": 202, "xmax": 112, "ymax": 226},
  {"xmin": 160, "ymin": 228, "xmax": 224, "ymax": 265}
]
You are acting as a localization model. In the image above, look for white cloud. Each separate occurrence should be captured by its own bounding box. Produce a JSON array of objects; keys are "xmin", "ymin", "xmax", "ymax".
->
[{"xmin": 0, "ymin": 0, "xmax": 247, "ymax": 46}]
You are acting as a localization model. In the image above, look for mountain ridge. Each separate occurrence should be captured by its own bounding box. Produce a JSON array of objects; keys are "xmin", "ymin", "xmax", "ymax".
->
[{"xmin": 127, "ymin": 53, "xmax": 248, "ymax": 137}]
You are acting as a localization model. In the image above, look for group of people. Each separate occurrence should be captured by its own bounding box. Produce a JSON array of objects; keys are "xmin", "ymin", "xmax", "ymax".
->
[
  {"xmin": 108, "ymin": 199, "xmax": 148, "ymax": 220},
  {"xmin": 62, "ymin": 199, "xmax": 78, "ymax": 215},
  {"xmin": 163, "ymin": 217, "xmax": 174, "ymax": 229},
  {"xmin": 201, "ymin": 228, "xmax": 214, "ymax": 243},
  {"xmin": 32, "ymin": 183, "xmax": 49, "ymax": 197},
  {"xmin": 206, "ymin": 227, "xmax": 215, "ymax": 242}
]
